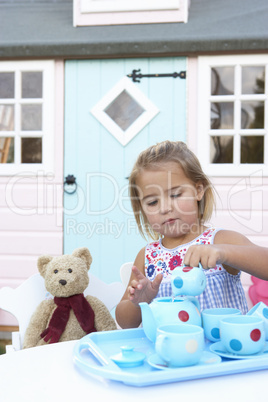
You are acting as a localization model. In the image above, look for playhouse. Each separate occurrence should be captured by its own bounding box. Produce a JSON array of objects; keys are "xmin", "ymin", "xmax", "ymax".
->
[{"xmin": 0, "ymin": 0, "xmax": 268, "ymax": 328}]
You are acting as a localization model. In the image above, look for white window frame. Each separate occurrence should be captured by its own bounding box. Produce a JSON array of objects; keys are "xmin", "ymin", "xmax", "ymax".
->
[
  {"xmin": 0, "ymin": 60, "xmax": 55, "ymax": 176},
  {"xmin": 197, "ymin": 55, "xmax": 268, "ymax": 177},
  {"xmin": 80, "ymin": 0, "xmax": 180, "ymax": 13},
  {"xmin": 91, "ymin": 76, "xmax": 159, "ymax": 146},
  {"xmin": 73, "ymin": 0, "xmax": 189, "ymax": 27}
]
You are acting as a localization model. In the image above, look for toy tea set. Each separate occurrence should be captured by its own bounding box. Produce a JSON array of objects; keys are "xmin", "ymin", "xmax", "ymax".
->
[{"xmin": 74, "ymin": 264, "xmax": 268, "ymax": 386}]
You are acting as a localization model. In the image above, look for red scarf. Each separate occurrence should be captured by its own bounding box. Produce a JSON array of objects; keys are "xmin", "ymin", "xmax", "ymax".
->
[{"xmin": 41, "ymin": 293, "xmax": 96, "ymax": 344}]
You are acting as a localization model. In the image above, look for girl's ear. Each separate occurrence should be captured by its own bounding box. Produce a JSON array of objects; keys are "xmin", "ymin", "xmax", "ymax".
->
[{"xmin": 196, "ymin": 182, "xmax": 205, "ymax": 201}]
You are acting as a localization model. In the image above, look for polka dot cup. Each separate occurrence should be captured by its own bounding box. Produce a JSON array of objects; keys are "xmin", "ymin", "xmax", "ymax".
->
[
  {"xmin": 247, "ymin": 302, "xmax": 268, "ymax": 340},
  {"xmin": 155, "ymin": 324, "xmax": 204, "ymax": 367},
  {"xmin": 202, "ymin": 308, "xmax": 241, "ymax": 342},
  {"xmin": 220, "ymin": 316, "xmax": 265, "ymax": 355}
]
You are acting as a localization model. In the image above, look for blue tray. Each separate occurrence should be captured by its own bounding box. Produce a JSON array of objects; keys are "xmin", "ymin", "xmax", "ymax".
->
[{"xmin": 73, "ymin": 328, "xmax": 268, "ymax": 387}]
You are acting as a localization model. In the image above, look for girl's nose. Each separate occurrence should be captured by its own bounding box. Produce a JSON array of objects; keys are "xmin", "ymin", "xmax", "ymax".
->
[{"xmin": 160, "ymin": 201, "xmax": 172, "ymax": 214}]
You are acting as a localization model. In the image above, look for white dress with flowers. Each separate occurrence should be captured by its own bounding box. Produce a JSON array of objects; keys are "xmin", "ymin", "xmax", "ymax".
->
[{"xmin": 144, "ymin": 227, "xmax": 248, "ymax": 314}]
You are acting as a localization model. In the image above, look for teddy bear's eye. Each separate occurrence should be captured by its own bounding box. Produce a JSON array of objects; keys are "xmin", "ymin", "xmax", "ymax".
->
[
  {"xmin": 54, "ymin": 269, "xmax": 58, "ymax": 274},
  {"xmin": 68, "ymin": 268, "xmax": 72, "ymax": 273}
]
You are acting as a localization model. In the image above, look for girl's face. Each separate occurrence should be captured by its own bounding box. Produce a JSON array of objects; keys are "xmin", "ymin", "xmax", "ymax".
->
[{"xmin": 135, "ymin": 162, "xmax": 204, "ymax": 241}]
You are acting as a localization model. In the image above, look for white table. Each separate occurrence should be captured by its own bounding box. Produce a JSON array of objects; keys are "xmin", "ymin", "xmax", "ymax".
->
[{"xmin": 0, "ymin": 339, "xmax": 267, "ymax": 402}]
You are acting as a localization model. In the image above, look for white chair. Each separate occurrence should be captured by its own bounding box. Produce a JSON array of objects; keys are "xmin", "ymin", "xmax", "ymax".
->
[
  {"xmin": 119, "ymin": 261, "xmax": 133, "ymax": 289},
  {"xmin": 0, "ymin": 273, "xmax": 125, "ymax": 352}
]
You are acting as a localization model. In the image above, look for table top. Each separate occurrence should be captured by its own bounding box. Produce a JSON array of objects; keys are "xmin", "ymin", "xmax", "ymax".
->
[{"xmin": 0, "ymin": 338, "xmax": 267, "ymax": 402}]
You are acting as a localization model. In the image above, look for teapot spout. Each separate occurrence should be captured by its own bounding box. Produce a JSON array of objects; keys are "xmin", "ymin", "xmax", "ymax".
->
[{"xmin": 139, "ymin": 302, "xmax": 157, "ymax": 343}]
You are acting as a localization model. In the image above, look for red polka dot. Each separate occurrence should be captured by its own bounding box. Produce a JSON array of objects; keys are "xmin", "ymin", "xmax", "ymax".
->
[
  {"xmin": 182, "ymin": 267, "xmax": 193, "ymax": 273},
  {"xmin": 250, "ymin": 329, "xmax": 261, "ymax": 342},
  {"xmin": 178, "ymin": 310, "xmax": 189, "ymax": 322}
]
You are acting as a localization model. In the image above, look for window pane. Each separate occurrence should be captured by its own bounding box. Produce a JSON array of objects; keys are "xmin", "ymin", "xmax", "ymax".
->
[
  {"xmin": 104, "ymin": 90, "xmax": 145, "ymax": 131},
  {"xmin": 21, "ymin": 72, "xmax": 43, "ymax": 98},
  {"xmin": 0, "ymin": 72, "xmax": 15, "ymax": 98},
  {"xmin": 0, "ymin": 104, "xmax": 14, "ymax": 131},
  {"xmin": 241, "ymin": 136, "xmax": 264, "ymax": 163},
  {"xmin": 21, "ymin": 137, "xmax": 42, "ymax": 163},
  {"xmin": 211, "ymin": 67, "xmax": 234, "ymax": 95},
  {"xmin": 0, "ymin": 137, "xmax": 14, "ymax": 163},
  {"xmin": 210, "ymin": 136, "xmax": 233, "ymax": 163},
  {"xmin": 242, "ymin": 66, "xmax": 265, "ymax": 94},
  {"xmin": 241, "ymin": 101, "xmax": 264, "ymax": 129},
  {"xmin": 21, "ymin": 104, "xmax": 42, "ymax": 130},
  {"xmin": 210, "ymin": 102, "xmax": 234, "ymax": 129}
]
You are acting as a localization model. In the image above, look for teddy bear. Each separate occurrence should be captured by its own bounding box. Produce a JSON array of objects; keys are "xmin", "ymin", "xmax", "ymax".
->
[{"xmin": 23, "ymin": 247, "xmax": 117, "ymax": 348}]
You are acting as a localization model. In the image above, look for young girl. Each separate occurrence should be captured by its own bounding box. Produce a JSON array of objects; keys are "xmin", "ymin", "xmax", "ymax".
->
[{"xmin": 115, "ymin": 140, "xmax": 268, "ymax": 329}]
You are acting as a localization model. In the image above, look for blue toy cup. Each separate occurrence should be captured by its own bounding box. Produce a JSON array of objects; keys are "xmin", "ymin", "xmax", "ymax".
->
[
  {"xmin": 220, "ymin": 315, "xmax": 265, "ymax": 355},
  {"xmin": 247, "ymin": 302, "xmax": 268, "ymax": 340},
  {"xmin": 155, "ymin": 324, "xmax": 204, "ymax": 367},
  {"xmin": 201, "ymin": 307, "xmax": 241, "ymax": 342}
]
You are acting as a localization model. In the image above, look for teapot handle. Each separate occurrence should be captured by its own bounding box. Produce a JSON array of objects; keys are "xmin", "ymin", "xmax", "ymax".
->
[{"xmin": 186, "ymin": 296, "xmax": 200, "ymax": 311}]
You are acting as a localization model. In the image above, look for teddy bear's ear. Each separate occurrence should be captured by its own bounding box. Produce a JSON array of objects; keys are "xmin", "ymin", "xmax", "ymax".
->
[
  {"xmin": 72, "ymin": 247, "xmax": 92, "ymax": 271},
  {"xmin": 37, "ymin": 255, "xmax": 53, "ymax": 277}
]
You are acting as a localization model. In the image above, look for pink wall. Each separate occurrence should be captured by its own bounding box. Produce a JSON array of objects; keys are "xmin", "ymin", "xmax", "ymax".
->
[{"xmin": 0, "ymin": 61, "xmax": 64, "ymax": 326}]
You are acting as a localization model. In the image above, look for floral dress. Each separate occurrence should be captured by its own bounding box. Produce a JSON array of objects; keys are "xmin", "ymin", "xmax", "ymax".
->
[{"xmin": 144, "ymin": 227, "xmax": 248, "ymax": 314}]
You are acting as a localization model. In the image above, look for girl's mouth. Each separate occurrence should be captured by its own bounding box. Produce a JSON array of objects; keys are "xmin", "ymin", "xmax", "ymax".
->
[{"xmin": 163, "ymin": 218, "xmax": 177, "ymax": 225}]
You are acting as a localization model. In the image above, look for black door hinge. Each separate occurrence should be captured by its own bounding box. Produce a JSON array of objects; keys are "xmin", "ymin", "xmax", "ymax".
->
[{"xmin": 127, "ymin": 69, "xmax": 186, "ymax": 83}]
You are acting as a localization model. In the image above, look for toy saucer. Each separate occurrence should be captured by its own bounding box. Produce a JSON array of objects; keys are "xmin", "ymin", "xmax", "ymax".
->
[
  {"xmin": 110, "ymin": 345, "xmax": 146, "ymax": 368},
  {"xmin": 210, "ymin": 341, "xmax": 268, "ymax": 359},
  {"xmin": 147, "ymin": 351, "xmax": 221, "ymax": 370}
]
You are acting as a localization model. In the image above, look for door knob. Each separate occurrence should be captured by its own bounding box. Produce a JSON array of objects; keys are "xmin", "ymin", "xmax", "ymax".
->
[{"xmin": 64, "ymin": 175, "xmax": 77, "ymax": 194}]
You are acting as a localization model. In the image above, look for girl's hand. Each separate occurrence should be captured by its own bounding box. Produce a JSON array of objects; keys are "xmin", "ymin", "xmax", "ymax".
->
[
  {"xmin": 128, "ymin": 265, "xmax": 163, "ymax": 305},
  {"xmin": 183, "ymin": 244, "xmax": 226, "ymax": 269}
]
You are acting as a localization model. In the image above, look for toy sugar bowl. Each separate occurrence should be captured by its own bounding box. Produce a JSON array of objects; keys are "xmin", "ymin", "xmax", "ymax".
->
[{"xmin": 111, "ymin": 346, "xmax": 146, "ymax": 368}]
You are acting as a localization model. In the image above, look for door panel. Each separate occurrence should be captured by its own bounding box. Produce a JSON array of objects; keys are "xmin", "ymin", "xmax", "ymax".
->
[{"xmin": 64, "ymin": 57, "xmax": 186, "ymax": 282}]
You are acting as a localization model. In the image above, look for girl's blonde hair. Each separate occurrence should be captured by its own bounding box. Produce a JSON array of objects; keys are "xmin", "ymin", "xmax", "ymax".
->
[{"xmin": 129, "ymin": 140, "xmax": 216, "ymax": 240}]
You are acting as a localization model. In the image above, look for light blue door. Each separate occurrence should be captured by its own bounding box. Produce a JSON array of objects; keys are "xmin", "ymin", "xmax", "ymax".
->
[{"xmin": 64, "ymin": 57, "xmax": 186, "ymax": 283}]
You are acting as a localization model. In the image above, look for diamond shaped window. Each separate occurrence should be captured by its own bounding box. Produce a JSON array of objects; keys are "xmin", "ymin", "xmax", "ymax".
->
[
  {"xmin": 104, "ymin": 90, "xmax": 145, "ymax": 132},
  {"xmin": 91, "ymin": 77, "xmax": 159, "ymax": 146}
]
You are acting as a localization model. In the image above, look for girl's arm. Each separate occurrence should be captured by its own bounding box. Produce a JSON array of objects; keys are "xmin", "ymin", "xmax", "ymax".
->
[
  {"xmin": 184, "ymin": 230, "xmax": 268, "ymax": 280},
  {"xmin": 115, "ymin": 248, "xmax": 163, "ymax": 329}
]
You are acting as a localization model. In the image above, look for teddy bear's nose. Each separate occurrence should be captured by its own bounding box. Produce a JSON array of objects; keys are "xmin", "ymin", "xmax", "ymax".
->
[{"xmin": 59, "ymin": 279, "xmax": 67, "ymax": 286}]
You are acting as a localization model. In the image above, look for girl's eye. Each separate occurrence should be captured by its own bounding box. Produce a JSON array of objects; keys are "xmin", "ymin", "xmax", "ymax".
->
[
  {"xmin": 68, "ymin": 269, "xmax": 72, "ymax": 273},
  {"xmin": 54, "ymin": 269, "xmax": 58, "ymax": 274},
  {"xmin": 171, "ymin": 193, "xmax": 181, "ymax": 198},
  {"xmin": 147, "ymin": 200, "xmax": 158, "ymax": 207}
]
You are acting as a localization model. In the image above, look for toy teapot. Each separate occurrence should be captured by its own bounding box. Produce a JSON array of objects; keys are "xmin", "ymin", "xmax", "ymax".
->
[
  {"xmin": 139, "ymin": 264, "xmax": 206, "ymax": 343},
  {"xmin": 140, "ymin": 296, "xmax": 202, "ymax": 343}
]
